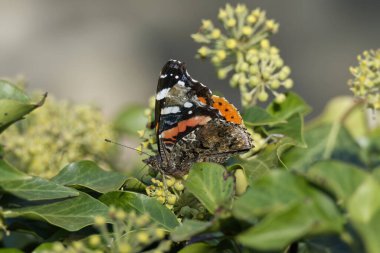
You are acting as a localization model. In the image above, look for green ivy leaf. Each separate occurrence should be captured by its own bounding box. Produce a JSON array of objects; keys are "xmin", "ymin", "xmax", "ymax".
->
[
  {"xmin": 0, "ymin": 249, "xmax": 24, "ymax": 253},
  {"xmin": 307, "ymin": 160, "xmax": 367, "ymax": 206},
  {"xmin": 233, "ymin": 170, "xmax": 344, "ymax": 251},
  {"xmin": 171, "ymin": 219, "xmax": 212, "ymax": 242},
  {"xmin": 178, "ymin": 243, "xmax": 217, "ymax": 253},
  {"xmin": 0, "ymin": 159, "xmax": 30, "ymax": 181},
  {"xmin": 51, "ymin": 160, "xmax": 128, "ymax": 193},
  {"xmin": 243, "ymin": 106, "xmax": 285, "ymax": 126},
  {"xmin": 0, "ymin": 177, "xmax": 79, "ymax": 201},
  {"xmin": 267, "ymin": 92, "xmax": 311, "ymax": 120},
  {"xmin": 308, "ymin": 96, "xmax": 367, "ymax": 139},
  {"xmin": 237, "ymin": 198, "xmax": 343, "ymax": 251},
  {"xmin": 99, "ymin": 191, "xmax": 179, "ymax": 231},
  {"xmin": 233, "ymin": 171, "xmax": 308, "ymax": 221},
  {"xmin": 185, "ymin": 163, "xmax": 234, "ymax": 214},
  {"xmin": 4, "ymin": 192, "xmax": 109, "ymax": 231},
  {"xmin": 348, "ymin": 177, "xmax": 380, "ymax": 253},
  {"xmin": 266, "ymin": 113, "xmax": 306, "ymax": 147},
  {"xmin": 283, "ymin": 124, "xmax": 363, "ymax": 172},
  {"xmin": 0, "ymin": 92, "xmax": 46, "ymax": 134},
  {"xmin": 0, "ymin": 159, "xmax": 78, "ymax": 201},
  {"xmin": 0, "ymin": 80, "xmax": 30, "ymax": 102},
  {"xmin": 113, "ymin": 105, "xmax": 148, "ymax": 136}
]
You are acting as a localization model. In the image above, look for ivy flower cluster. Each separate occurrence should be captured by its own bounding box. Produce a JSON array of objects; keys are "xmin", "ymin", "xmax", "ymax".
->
[
  {"xmin": 348, "ymin": 49, "xmax": 380, "ymax": 109},
  {"xmin": 43, "ymin": 208, "xmax": 170, "ymax": 253},
  {"xmin": 192, "ymin": 4, "xmax": 293, "ymax": 107},
  {"xmin": 0, "ymin": 95, "xmax": 115, "ymax": 178},
  {"xmin": 146, "ymin": 175, "xmax": 185, "ymax": 210}
]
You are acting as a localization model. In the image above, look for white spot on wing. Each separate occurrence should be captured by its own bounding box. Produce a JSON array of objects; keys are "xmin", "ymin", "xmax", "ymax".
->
[
  {"xmin": 156, "ymin": 88, "xmax": 170, "ymax": 100},
  {"xmin": 160, "ymin": 74, "xmax": 167, "ymax": 78},
  {"xmin": 161, "ymin": 106, "xmax": 181, "ymax": 115},
  {"xmin": 184, "ymin": 102, "xmax": 193, "ymax": 108},
  {"xmin": 188, "ymin": 110, "xmax": 193, "ymax": 114},
  {"xmin": 175, "ymin": 75, "xmax": 179, "ymax": 79}
]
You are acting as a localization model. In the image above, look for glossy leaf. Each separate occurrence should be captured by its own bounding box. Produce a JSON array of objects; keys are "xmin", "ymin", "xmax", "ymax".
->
[
  {"xmin": 267, "ymin": 92, "xmax": 311, "ymax": 120},
  {"xmin": 100, "ymin": 191, "xmax": 179, "ymax": 231},
  {"xmin": 266, "ymin": 113, "xmax": 306, "ymax": 147},
  {"xmin": 171, "ymin": 219, "xmax": 212, "ymax": 242},
  {"xmin": 0, "ymin": 159, "xmax": 30, "ymax": 182},
  {"xmin": 348, "ymin": 177, "xmax": 380, "ymax": 253},
  {"xmin": 4, "ymin": 192, "xmax": 109, "ymax": 231},
  {"xmin": 307, "ymin": 160, "xmax": 367, "ymax": 205},
  {"xmin": 243, "ymin": 106, "xmax": 284, "ymax": 126},
  {"xmin": 178, "ymin": 243, "xmax": 217, "ymax": 253},
  {"xmin": 185, "ymin": 163, "xmax": 234, "ymax": 214},
  {"xmin": 0, "ymin": 177, "xmax": 79, "ymax": 201},
  {"xmin": 283, "ymin": 124, "xmax": 363, "ymax": 172},
  {"xmin": 52, "ymin": 160, "xmax": 128, "ymax": 193},
  {"xmin": 0, "ymin": 80, "xmax": 30, "ymax": 102},
  {"xmin": 0, "ymin": 93, "xmax": 46, "ymax": 134}
]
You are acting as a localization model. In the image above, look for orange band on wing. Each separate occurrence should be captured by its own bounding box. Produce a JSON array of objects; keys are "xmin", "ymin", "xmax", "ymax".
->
[
  {"xmin": 161, "ymin": 116, "xmax": 211, "ymax": 141},
  {"xmin": 211, "ymin": 95, "xmax": 242, "ymax": 124}
]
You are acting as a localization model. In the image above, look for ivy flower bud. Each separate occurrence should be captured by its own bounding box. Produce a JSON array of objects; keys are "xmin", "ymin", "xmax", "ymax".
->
[
  {"xmin": 210, "ymin": 29, "xmax": 221, "ymax": 39},
  {"xmin": 226, "ymin": 18, "xmax": 237, "ymax": 27},
  {"xmin": 115, "ymin": 210, "xmax": 127, "ymax": 221},
  {"xmin": 230, "ymin": 73, "xmax": 240, "ymax": 87},
  {"xmin": 225, "ymin": 39, "xmax": 237, "ymax": 49},
  {"xmin": 246, "ymin": 14, "xmax": 257, "ymax": 24},
  {"xmin": 283, "ymin": 79, "xmax": 294, "ymax": 89},
  {"xmin": 119, "ymin": 243, "xmax": 132, "ymax": 253},
  {"xmin": 249, "ymin": 76, "xmax": 260, "ymax": 87},
  {"xmin": 216, "ymin": 50, "xmax": 227, "ymax": 61},
  {"xmin": 174, "ymin": 181, "xmax": 185, "ymax": 191},
  {"xmin": 252, "ymin": 9, "xmax": 261, "ymax": 17},
  {"xmin": 218, "ymin": 9, "xmax": 228, "ymax": 20},
  {"xmin": 198, "ymin": 47, "xmax": 210, "ymax": 58},
  {"xmin": 242, "ymin": 26, "xmax": 253, "ymax": 36},
  {"xmin": 89, "ymin": 235, "xmax": 101, "ymax": 247},
  {"xmin": 137, "ymin": 232, "xmax": 150, "ymax": 244},
  {"xmin": 167, "ymin": 194, "xmax": 177, "ymax": 205},
  {"xmin": 235, "ymin": 4, "xmax": 247, "ymax": 14},
  {"xmin": 260, "ymin": 39, "xmax": 270, "ymax": 49},
  {"xmin": 165, "ymin": 176, "xmax": 176, "ymax": 187},
  {"xmin": 155, "ymin": 228, "xmax": 166, "ymax": 239},
  {"xmin": 157, "ymin": 196, "xmax": 166, "ymax": 204},
  {"xmin": 266, "ymin": 19, "xmax": 279, "ymax": 33},
  {"xmin": 270, "ymin": 79, "xmax": 281, "ymax": 89},
  {"xmin": 275, "ymin": 93, "xmax": 286, "ymax": 103},
  {"xmin": 94, "ymin": 216, "xmax": 106, "ymax": 226},
  {"xmin": 201, "ymin": 19, "xmax": 213, "ymax": 30},
  {"xmin": 258, "ymin": 91, "xmax": 269, "ymax": 102}
]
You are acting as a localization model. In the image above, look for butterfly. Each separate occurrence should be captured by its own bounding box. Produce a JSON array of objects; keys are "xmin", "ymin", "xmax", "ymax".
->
[{"xmin": 144, "ymin": 59, "xmax": 253, "ymax": 177}]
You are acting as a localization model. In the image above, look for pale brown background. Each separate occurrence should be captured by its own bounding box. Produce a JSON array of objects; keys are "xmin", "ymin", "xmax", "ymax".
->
[{"xmin": 1, "ymin": 0, "xmax": 379, "ymax": 117}]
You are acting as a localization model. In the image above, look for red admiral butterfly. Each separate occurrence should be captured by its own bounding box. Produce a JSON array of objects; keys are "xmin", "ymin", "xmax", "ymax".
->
[{"xmin": 144, "ymin": 60, "xmax": 253, "ymax": 177}]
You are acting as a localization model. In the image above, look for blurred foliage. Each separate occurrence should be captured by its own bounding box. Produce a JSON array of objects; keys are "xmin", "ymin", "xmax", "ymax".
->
[
  {"xmin": 348, "ymin": 49, "xmax": 380, "ymax": 109},
  {"xmin": 0, "ymin": 91, "xmax": 115, "ymax": 178},
  {"xmin": 1, "ymin": 3, "xmax": 380, "ymax": 253}
]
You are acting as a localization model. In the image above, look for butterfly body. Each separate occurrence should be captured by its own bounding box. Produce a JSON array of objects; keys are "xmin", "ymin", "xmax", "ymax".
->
[{"xmin": 145, "ymin": 60, "xmax": 252, "ymax": 177}]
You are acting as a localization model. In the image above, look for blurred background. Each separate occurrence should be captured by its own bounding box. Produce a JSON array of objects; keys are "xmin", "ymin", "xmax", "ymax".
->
[{"xmin": 0, "ymin": 0, "xmax": 379, "ymax": 117}]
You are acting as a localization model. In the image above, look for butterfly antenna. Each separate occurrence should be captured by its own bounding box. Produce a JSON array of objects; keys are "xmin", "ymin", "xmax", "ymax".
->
[{"xmin": 104, "ymin": 139, "xmax": 151, "ymax": 156}]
